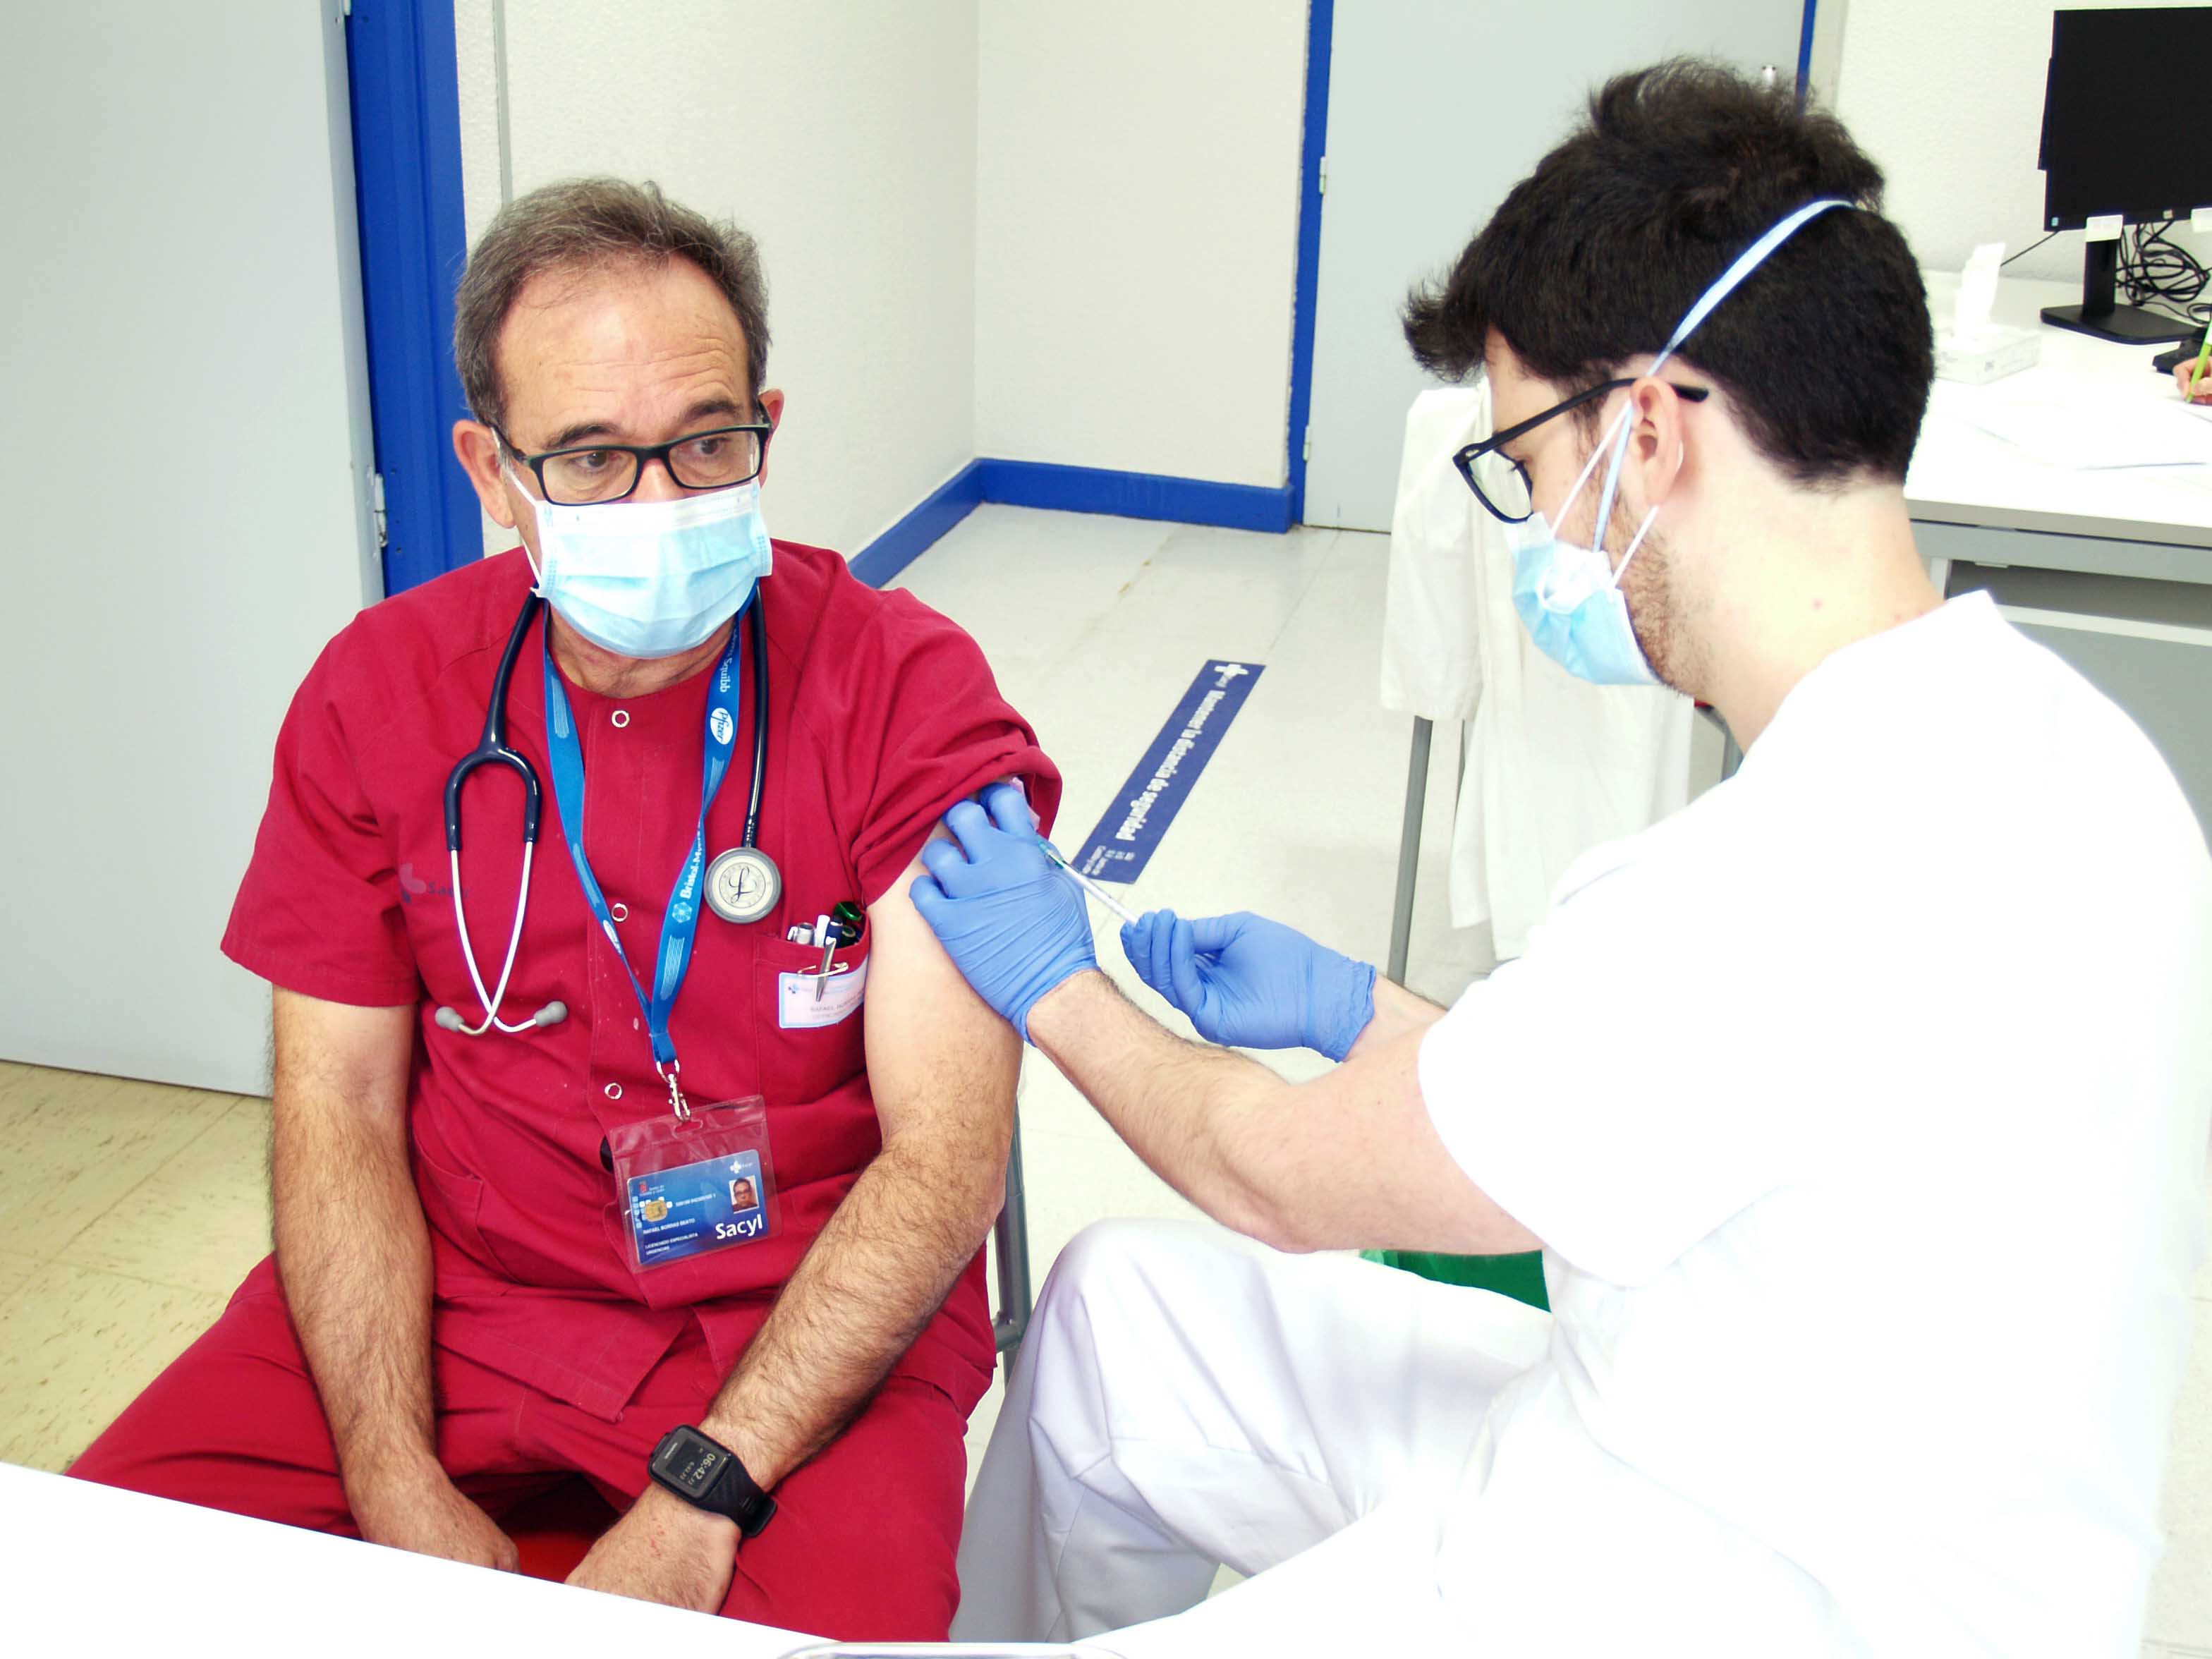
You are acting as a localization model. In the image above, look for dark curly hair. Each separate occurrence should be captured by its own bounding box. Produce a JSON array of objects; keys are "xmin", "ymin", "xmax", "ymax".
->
[{"xmin": 1404, "ymin": 60, "xmax": 1933, "ymax": 487}]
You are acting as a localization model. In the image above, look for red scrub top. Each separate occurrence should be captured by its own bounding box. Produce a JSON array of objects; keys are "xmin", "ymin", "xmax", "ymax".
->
[{"xmin": 222, "ymin": 542, "xmax": 1061, "ymax": 1422}]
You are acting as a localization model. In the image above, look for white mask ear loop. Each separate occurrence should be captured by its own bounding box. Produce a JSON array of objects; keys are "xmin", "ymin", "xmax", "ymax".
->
[
  {"xmin": 1604, "ymin": 436, "xmax": 1689, "ymax": 588},
  {"xmin": 1600, "ymin": 421, "xmax": 1690, "ymax": 592},
  {"xmin": 502, "ymin": 462, "xmax": 549, "ymax": 590},
  {"xmin": 1610, "ymin": 506, "xmax": 1660, "ymax": 589},
  {"xmin": 1550, "ymin": 403, "xmax": 1633, "ymax": 528}
]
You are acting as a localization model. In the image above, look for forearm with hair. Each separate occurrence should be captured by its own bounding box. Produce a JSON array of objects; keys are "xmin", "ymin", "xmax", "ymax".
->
[
  {"xmin": 270, "ymin": 1007, "xmax": 440, "ymax": 1499},
  {"xmin": 1032, "ymin": 971, "xmax": 1539, "ymax": 1257},
  {"xmin": 1030, "ymin": 971, "xmax": 1299, "ymax": 1246},
  {"xmin": 697, "ymin": 1120, "xmax": 1002, "ymax": 1490},
  {"xmin": 693, "ymin": 853, "xmax": 1019, "ymax": 1489}
]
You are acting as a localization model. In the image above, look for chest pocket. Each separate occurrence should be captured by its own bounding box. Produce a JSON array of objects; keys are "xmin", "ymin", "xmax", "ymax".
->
[{"xmin": 753, "ymin": 923, "xmax": 871, "ymax": 1105}]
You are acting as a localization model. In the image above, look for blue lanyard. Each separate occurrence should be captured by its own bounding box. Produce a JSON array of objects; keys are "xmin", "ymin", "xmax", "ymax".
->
[{"xmin": 541, "ymin": 616, "xmax": 746, "ymax": 1102}]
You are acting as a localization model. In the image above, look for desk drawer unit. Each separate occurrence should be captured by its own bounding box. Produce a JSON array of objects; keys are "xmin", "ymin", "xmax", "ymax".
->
[{"xmin": 1943, "ymin": 552, "xmax": 2212, "ymax": 839}]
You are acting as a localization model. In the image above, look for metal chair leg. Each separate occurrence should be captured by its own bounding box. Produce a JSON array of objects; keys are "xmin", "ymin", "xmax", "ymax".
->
[
  {"xmin": 991, "ymin": 1117, "xmax": 1033, "ymax": 1355},
  {"xmin": 1386, "ymin": 717, "xmax": 1433, "ymax": 986}
]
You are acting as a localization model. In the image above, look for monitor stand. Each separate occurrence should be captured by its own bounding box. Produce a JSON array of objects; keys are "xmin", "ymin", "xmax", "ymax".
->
[{"xmin": 2041, "ymin": 237, "xmax": 2196, "ymax": 345}]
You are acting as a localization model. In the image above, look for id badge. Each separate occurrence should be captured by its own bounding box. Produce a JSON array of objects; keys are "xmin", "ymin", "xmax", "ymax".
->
[{"xmin": 607, "ymin": 1096, "xmax": 779, "ymax": 1272}]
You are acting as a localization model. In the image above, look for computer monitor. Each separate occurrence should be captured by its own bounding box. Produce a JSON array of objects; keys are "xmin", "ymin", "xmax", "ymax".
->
[{"xmin": 2039, "ymin": 6, "xmax": 2212, "ymax": 344}]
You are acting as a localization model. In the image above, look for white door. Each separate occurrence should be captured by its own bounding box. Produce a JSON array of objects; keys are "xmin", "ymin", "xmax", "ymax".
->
[
  {"xmin": 1304, "ymin": 1, "xmax": 1808, "ymax": 532},
  {"xmin": 0, "ymin": 3, "xmax": 380, "ymax": 1092}
]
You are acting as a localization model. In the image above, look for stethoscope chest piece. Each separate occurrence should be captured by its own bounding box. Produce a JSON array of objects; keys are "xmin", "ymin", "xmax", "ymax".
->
[{"xmin": 705, "ymin": 844, "xmax": 783, "ymax": 925}]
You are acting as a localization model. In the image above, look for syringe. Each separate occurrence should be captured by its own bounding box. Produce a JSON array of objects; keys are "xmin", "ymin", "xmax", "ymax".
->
[{"xmin": 1036, "ymin": 837, "xmax": 1142, "ymax": 925}]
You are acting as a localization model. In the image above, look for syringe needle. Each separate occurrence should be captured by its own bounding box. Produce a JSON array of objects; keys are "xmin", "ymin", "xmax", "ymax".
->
[{"xmin": 1037, "ymin": 838, "xmax": 1142, "ymax": 925}]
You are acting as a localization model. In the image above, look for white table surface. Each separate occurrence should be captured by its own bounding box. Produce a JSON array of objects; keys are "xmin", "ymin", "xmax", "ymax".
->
[
  {"xmin": 1909, "ymin": 272, "xmax": 2212, "ymax": 549},
  {"xmin": 0, "ymin": 1460, "xmax": 820, "ymax": 1655}
]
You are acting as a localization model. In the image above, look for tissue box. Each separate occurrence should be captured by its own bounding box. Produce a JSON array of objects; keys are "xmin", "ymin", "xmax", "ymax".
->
[{"xmin": 1936, "ymin": 325, "xmax": 2041, "ymax": 384}]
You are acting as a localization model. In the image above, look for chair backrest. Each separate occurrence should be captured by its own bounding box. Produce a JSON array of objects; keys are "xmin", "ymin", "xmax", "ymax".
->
[{"xmin": 991, "ymin": 1117, "xmax": 1033, "ymax": 1354}]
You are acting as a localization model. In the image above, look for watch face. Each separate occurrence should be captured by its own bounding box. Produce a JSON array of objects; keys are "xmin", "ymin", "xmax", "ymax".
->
[{"xmin": 654, "ymin": 1429, "xmax": 725, "ymax": 1497}]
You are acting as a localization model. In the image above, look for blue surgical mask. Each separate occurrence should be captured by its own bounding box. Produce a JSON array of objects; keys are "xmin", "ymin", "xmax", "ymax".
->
[
  {"xmin": 509, "ymin": 469, "xmax": 774, "ymax": 660},
  {"xmin": 1502, "ymin": 196, "xmax": 1854, "ymax": 688},
  {"xmin": 1505, "ymin": 410, "xmax": 1663, "ymax": 686}
]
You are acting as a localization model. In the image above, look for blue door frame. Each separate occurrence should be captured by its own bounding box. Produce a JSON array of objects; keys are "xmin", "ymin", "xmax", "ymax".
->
[
  {"xmin": 344, "ymin": 0, "xmax": 1818, "ymax": 593},
  {"xmin": 346, "ymin": 0, "xmax": 478, "ymax": 596}
]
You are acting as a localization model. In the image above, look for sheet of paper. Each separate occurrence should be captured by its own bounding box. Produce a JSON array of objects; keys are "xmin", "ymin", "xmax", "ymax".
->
[{"xmin": 1959, "ymin": 395, "xmax": 2212, "ymax": 470}]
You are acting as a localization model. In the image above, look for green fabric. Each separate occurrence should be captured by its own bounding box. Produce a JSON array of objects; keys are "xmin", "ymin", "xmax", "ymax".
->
[{"xmin": 1364, "ymin": 1248, "xmax": 1549, "ymax": 1311}]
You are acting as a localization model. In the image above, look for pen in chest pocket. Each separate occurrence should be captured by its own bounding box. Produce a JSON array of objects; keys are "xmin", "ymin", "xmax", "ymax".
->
[{"xmin": 814, "ymin": 901, "xmax": 865, "ymax": 1001}]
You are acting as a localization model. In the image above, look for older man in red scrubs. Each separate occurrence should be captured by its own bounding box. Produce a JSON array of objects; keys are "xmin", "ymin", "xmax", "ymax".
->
[{"xmin": 70, "ymin": 178, "xmax": 1058, "ymax": 1641}]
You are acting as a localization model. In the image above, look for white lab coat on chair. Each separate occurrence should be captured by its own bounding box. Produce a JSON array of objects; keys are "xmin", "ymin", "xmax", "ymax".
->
[{"xmin": 1382, "ymin": 385, "xmax": 1692, "ymax": 957}]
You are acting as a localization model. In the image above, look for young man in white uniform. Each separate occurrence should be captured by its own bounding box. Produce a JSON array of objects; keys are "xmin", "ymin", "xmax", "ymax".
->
[{"xmin": 911, "ymin": 63, "xmax": 2212, "ymax": 1657}]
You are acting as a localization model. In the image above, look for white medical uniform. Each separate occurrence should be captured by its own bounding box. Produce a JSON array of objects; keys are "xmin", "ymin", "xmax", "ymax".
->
[{"xmin": 956, "ymin": 595, "xmax": 2212, "ymax": 1658}]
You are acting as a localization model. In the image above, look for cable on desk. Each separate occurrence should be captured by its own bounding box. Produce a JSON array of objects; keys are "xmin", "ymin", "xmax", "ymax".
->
[{"xmin": 2118, "ymin": 221, "xmax": 2208, "ymax": 322}]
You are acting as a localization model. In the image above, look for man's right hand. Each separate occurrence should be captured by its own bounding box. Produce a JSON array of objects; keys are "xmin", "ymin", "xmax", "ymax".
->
[
  {"xmin": 2175, "ymin": 357, "xmax": 2212, "ymax": 404},
  {"xmin": 1120, "ymin": 909, "xmax": 1378, "ymax": 1062},
  {"xmin": 350, "ymin": 1462, "xmax": 520, "ymax": 1572}
]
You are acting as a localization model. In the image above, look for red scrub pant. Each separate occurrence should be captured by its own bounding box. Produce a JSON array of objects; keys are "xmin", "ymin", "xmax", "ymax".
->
[{"xmin": 68, "ymin": 1260, "xmax": 971, "ymax": 1639}]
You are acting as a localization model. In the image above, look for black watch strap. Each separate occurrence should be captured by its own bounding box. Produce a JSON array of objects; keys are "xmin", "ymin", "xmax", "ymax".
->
[{"xmin": 648, "ymin": 1425, "xmax": 777, "ymax": 1537}]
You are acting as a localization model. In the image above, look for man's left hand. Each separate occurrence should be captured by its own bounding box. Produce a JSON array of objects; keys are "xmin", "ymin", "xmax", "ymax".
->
[
  {"xmin": 565, "ymin": 1483, "xmax": 739, "ymax": 1614},
  {"xmin": 911, "ymin": 782, "xmax": 1097, "ymax": 1038}
]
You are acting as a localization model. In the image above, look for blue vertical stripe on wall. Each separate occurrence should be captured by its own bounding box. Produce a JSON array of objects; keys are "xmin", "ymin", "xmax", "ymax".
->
[
  {"xmin": 1284, "ymin": 0, "xmax": 1335, "ymax": 525},
  {"xmin": 1798, "ymin": 0, "xmax": 1819, "ymax": 102},
  {"xmin": 346, "ymin": 0, "xmax": 479, "ymax": 596}
]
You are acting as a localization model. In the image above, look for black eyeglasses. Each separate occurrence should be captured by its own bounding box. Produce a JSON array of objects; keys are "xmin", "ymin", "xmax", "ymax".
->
[
  {"xmin": 496, "ymin": 412, "xmax": 776, "ymax": 506},
  {"xmin": 1452, "ymin": 378, "xmax": 1709, "ymax": 524}
]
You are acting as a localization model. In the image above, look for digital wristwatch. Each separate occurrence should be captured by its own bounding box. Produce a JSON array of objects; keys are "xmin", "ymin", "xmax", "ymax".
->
[{"xmin": 647, "ymin": 1424, "xmax": 777, "ymax": 1537}]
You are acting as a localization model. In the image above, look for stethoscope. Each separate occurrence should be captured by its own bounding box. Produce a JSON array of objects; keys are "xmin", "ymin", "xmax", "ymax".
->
[{"xmin": 433, "ymin": 591, "xmax": 777, "ymax": 1037}]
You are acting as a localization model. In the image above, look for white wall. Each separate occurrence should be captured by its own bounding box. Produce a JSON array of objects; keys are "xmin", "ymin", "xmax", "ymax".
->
[
  {"xmin": 451, "ymin": 1, "xmax": 980, "ymax": 558},
  {"xmin": 1833, "ymin": 0, "xmax": 2212, "ymax": 281},
  {"xmin": 0, "ymin": 0, "xmax": 379, "ymax": 1090},
  {"xmin": 973, "ymin": 0, "xmax": 1309, "ymax": 489}
]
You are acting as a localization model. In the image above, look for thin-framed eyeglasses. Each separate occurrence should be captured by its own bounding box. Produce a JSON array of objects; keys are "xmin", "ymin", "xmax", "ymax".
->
[
  {"xmin": 1452, "ymin": 378, "xmax": 1709, "ymax": 524},
  {"xmin": 496, "ymin": 412, "xmax": 777, "ymax": 506}
]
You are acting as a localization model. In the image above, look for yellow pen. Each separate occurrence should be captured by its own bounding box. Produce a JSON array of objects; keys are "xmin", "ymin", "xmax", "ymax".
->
[{"xmin": 2188, "ymin": 315, "xmax": 2212, "ymax": 401}]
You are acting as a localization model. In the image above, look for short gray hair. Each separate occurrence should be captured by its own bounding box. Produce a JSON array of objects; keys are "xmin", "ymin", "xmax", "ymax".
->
[{"xmin": 454, "ymin": 177, "xmax": 771, "ymax": 436}]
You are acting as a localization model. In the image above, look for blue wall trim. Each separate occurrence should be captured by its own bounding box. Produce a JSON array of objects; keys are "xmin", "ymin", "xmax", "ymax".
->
[
  {"xmin": 1285, "ymin": 0, "xmax": 1334, "ymax": 525},
  {"xmin": 1797, "ymin": 0, "xmax": 1818, "ymax": 102},
  {"xmin": 849, "ymin": 461, "xmax": 985, "ymax": 588},
  {"xmin": 851, "ymin": 459, "xmax": 1296, "ymax": 589},
  {"xmin": 347, "ymin": 0, "xmax": 478, "ymax": 596},
  {"xmin": 976, "ymin": 461, "xmax": 1294, "ymax": 535}
]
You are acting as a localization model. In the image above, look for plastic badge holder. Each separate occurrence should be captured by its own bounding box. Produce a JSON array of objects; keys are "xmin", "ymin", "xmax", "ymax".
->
[{"xmin": 607, "ymin": 1095, "xmax": 780, "ymax": 1272}]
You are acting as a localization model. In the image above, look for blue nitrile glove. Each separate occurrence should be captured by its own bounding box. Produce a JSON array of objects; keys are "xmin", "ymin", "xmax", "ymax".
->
[
  {"xmin": 1119, "ymin": 909, "xmax": 1377, "ymax": 1062},
  {"xmin": 911, "ymin": 782, "xmax": 1098, "ymax": 1040}
]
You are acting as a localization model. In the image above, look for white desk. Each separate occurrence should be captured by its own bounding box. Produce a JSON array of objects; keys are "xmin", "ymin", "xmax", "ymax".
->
[
  {"xmin": 0, "ymin": 1461, "xmax": 818, "ymax": 1655},
  {"xmin": 1912, "ymin": 271, "xmax": 2212, "ymax": 564},
  {"xmin": 1909, "ymin": 273, "xmax": 2212, "ymax": 836}
]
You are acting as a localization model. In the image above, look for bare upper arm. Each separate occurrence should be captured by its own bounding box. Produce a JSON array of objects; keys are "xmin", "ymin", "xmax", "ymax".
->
[
  {"xmin": 271, "ymin": 986, "xmax": 415, "ymax": 1138},
  {"xmin": 863, "ymin": 855, "xmax": 1019, "ymax": 1162}
]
